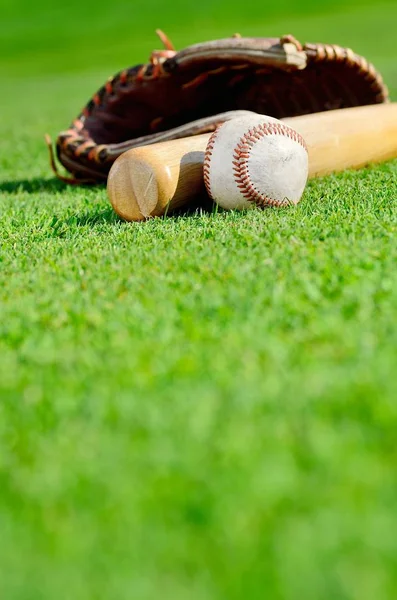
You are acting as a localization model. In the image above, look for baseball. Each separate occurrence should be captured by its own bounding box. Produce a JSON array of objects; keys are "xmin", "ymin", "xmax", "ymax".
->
[{"xmin": 203, "ymin": 114, "xmax": 309, "ymax": 210}]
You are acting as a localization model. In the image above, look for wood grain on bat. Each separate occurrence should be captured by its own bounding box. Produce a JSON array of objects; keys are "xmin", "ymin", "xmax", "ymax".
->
[{"xmin": 282, "ymin": 103, "xmax": 397, "ymax": 178}]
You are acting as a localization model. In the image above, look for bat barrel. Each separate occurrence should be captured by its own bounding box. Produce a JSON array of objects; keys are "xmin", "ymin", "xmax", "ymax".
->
[{"xmin": 107, "ymin": 134, "xmax": 209, "ymax": 221}]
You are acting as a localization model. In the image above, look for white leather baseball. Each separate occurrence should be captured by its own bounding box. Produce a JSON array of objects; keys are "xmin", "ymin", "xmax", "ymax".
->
[{"xmin": 203, "ymin": 115, "xmax": 309, "ymax": 210}]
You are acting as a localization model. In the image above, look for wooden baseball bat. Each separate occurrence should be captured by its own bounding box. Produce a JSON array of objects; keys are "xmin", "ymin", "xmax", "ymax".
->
[{"xmin": 107, "ymin": 103, "xmax": 397, "ymax": 221}]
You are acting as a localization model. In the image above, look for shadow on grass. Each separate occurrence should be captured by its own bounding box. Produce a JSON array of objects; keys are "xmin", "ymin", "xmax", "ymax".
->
[
  {"xmin": 0, "ymin": 177, "xmax": 216, "ymax": 226},
  {"xmin": 0, "ymin": 177, "xmax": 72, "ymax": 194},
  {"xmin": 67, "ymin": 197, "xmax": 215, "ymax": 227},
  {"xmin": 65, "ymin": 193, "xmax": 216, "ymax": 228},
  {"xmin": 167, "ymin": 194, "xmax": 215, "ymax": 219}
]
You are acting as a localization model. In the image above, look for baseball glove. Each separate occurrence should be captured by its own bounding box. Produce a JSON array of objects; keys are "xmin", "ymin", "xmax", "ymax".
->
[{"xmin": 47, "ymin": 30, "xmax": 389, "ymax": 184}]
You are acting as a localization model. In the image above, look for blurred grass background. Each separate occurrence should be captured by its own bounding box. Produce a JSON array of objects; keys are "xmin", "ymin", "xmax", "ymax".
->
[
  {"xmin": 1, "ymin": 0, "xmax": 397, "ymax": 77},
  {"xmin": 1, "ymin": 0, "xmax": 396, "ymax": 113},
  {"xmin": 1, "ymin": 1, "xmax": 397, "ymax": 599}
]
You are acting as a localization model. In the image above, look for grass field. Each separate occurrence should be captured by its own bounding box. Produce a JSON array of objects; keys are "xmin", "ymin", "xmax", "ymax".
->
[{"xmin": 1, "ymin": 0, "xmax": 397, "ymax": 598}]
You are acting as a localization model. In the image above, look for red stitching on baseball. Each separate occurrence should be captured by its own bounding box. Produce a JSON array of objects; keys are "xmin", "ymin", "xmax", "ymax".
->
[
  {"xmin": 233, "ymin": 122, "xmax": 307, "ymax": 208},
  {"xmin": 203, "ymin": 128, "xmax": 220, "ymax": 199}
]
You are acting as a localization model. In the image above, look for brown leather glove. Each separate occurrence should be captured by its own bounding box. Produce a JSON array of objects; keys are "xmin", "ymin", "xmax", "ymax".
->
[{"xmin": 47, "ymin": 30, "xmax": 389, "ymax": 184}]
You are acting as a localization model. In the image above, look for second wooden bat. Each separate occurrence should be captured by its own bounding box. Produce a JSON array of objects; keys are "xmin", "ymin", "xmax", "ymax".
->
[{"xmin": 107, "ymin": 103, "xmax": 397, "ymax": 221}]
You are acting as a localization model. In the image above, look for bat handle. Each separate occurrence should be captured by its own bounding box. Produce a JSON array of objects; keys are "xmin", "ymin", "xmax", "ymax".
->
[{"xmin": 107, "ymin": 133, "xmax": 210, "ymax": 221}]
